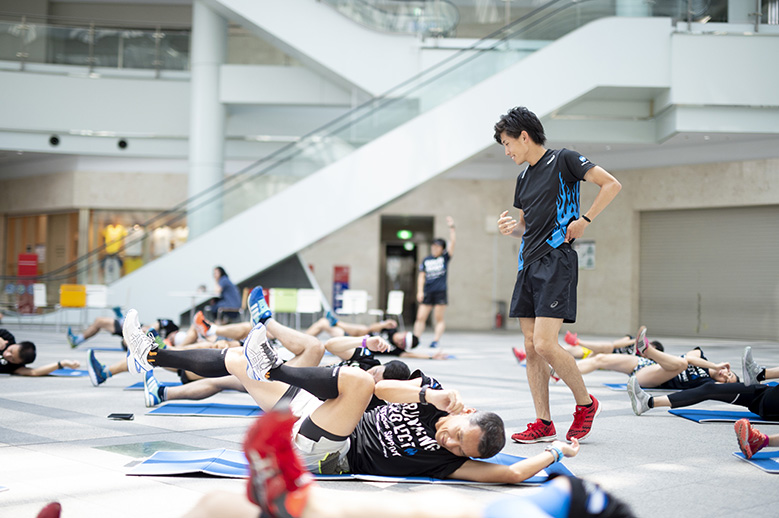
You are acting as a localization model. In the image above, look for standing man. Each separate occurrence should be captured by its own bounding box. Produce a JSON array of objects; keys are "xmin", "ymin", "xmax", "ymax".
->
[
  {"xmin": 495, "ymin": 107, "xmax": 621, "ymax": 443},
  {"xmin": 414, "ymin": 216, "xmax": 456, "ymax": 348}
]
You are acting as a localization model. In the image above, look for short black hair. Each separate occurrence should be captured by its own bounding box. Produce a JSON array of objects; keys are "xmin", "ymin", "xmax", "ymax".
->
[
  {"xmin": 18, "ymin": 341, "xmax": 36, "ymax": 364},
  {"xmin": 410, "ymin": 334, "xmax": 420, "ymax": 349},
  {"xmin": 470, "ymin": 411, "xmax": 506, "ymax": 458},
  {"xmin": 214, "ymin": 266, "xmax": 227, "ymax": 278},
  {"xmin": 432, "ymin": 238, "xmax": 446, "ymax": 248},
  {"xmin": 382, "ymin": 360, "xmax": 411, "ymax": 380},
  {"xmin": 493, "ymin": 106, "xmax": 546, "ymax": 146},
  {"xmin": 650, "ymin": 340, "xmax": 664, "ymax": 352}
]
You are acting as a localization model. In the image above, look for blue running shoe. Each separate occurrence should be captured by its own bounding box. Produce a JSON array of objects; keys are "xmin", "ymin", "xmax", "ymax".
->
[
  {"xmin": 249, "ymin": 286, "xmax": 272, "ymax": 326},
  {"xmin": 325, "ymin": 310, "xmax": 339, "ymax": 327},
  {"xmin": 143, "ymin": 370, "xmax": 161, "ymax": 407},
  {"xmin": 67, "ymin": 327, "xmax": 81, "ymax": 348},
  {"xmin": 87, "ymin": 349, "xmax": 108, "ymax": 386},
  {"xmin": 429, "ymin": 341, "xmax": 439, "ymax": 349}
]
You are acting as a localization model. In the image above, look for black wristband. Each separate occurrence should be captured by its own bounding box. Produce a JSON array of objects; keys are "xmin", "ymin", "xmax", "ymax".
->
[
  {"xmin": 419, "ymin": 385, "xmax": 429, "ymax": 405},
  {"xmin": 582, "ymin": 215, "xmax": 592, "ymax": 223}
]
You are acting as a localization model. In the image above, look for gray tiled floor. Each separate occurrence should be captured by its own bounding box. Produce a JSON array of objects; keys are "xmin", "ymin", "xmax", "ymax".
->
[{"xmin": 1, "ymin": 325, "xmax": 778, "ymax": 518}]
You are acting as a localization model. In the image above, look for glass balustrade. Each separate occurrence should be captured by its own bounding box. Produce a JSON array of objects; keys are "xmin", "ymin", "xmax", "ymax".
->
[
  {"xmin": 0, "ymin": 19, "xmax": 191, "ymax": 72},
  {"xmin": 320, "ymin": 0, "xmax": 461, "ymax": 37}
]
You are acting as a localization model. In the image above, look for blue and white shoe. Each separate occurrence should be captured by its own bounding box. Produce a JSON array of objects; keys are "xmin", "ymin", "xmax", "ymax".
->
[
  {"xmin": 122, "ymin": 309, "xmax": 154, "ymax": 374},
  {"xmin": 143, "ymin": 370, "xmax": 161, "ymax": 407},
  {"xmin": 248, "ymin": 286, "xmax": 272, "ymax": 326},
  {"xmin": 67, "ymin": 327, "xmax": 80, "ymax": 348},
  {"xmin": 87, "ymin": 349, "xmax": 108, "ymax": 386},
  {"xmin": 244, "ymin": 322, "xmax": 281, "ymax": 381},
  {"xmin": 429, "ymin": 341, "xmax": 439, "ymax": 349},
  {"xmin": 112, "ymin": 306, "xmax": 124, "ymax": 320},
  {"xmin": 325, "ymin": 310, "xmax": 339, "ymax": 327}
]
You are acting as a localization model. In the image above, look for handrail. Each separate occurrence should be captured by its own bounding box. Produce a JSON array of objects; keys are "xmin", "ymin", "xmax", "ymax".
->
[{"xmin": 1, "ymin": 0, "xmax": 724, "ymax": 309}]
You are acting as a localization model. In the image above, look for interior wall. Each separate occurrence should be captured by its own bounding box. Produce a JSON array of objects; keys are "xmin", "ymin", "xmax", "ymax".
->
[
  {"xmin": 300, "ymin": 156, "xmax": 779, "ymax": 336},
  {"xmin": 0, "ymin": 170, "xmax": 187, "ymax": 213}
]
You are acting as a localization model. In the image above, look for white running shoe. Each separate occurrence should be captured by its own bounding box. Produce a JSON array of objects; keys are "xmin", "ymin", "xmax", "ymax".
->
[
  {"xmin": 244, "ymin": 322, "xmax": 281, "ymax": 381},
  {"xmin": 742, "ymin": 346, "xmax": 764, "ymax": 387},
  {"xmin": 122, "ymin": 309, "xmax": 154, "ymax": 374},
  {"xmin": 627, "ymin": 376, "xmax": 651, "ymax": 416}
]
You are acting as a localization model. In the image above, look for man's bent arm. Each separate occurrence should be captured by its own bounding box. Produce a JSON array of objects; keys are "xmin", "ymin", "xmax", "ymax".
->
[
  {"xmin": 581, "ymin": 166, "xmax": 621, "ymax": 221},
  {"xmin": 373, "ymin": 378, "xmax": 425, "ymax": 403},
  {"xmin": 374, "ymin": 379, "xmax": 463, "ymax": 413}
]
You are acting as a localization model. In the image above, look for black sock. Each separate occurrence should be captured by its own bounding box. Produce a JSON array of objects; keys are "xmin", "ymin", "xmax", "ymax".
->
[
  {"xmin": 268, "ymin": 364, "xmax": 341, "ymax": 400},
  {"xmin": 757, "ymin": 369, "xmax": 766, "ymax": 382},
  {"xmin": 648, "ymin": 397, "xmax": 654, "ymax": 408},
  {"xmin": 540, "ymin": 419, "xmax": 552, "ymax": 426},
  {"xmin": 150, "ymin": 348, "xmax": 230, "ymax": 378}
]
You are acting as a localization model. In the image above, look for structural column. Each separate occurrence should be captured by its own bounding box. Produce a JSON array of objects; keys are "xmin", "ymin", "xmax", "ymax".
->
[
  {"xmin": 76, "ymin": 208, "xmax": 90, "ymax": 284},
  {"xmin": 188, "ymin": 0, "xmax": 227, "ymax": 239}
]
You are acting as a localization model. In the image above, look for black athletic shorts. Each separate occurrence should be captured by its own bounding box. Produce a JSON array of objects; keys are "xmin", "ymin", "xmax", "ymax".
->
[
  {"xmin": 755, "ymin": 385, "xmax": 779, "ymax": 420},
  {"xmin": 509, "ymin": 244, "xmax": 578, "ymax": 323},
  {"xmin": 112, "ymin": 319, "xmax": 123, "ymax": 336},
  {"xmin": 422, "ymin": 290, "xmax": 447, "ymax": 306}
]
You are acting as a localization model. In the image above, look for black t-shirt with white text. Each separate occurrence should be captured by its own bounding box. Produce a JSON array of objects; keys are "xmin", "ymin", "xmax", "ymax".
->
[
  {"xmin": 420, "ymin": 251, "xmax": 451, "ymax": 293},
  {"xmin": 0, "ymin": 329, "xmax": 22, "ymax": 374},
  {"xmin": 513, "ymin": 148, "xmax": 594, "ymax": 270},
  {"xmin": 346, "ymin": 402, "xmax": 467, "ymax": 478}
]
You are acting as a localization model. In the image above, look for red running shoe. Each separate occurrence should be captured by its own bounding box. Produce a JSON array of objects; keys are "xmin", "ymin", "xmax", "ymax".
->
[
  {"xmin": 36, "ymin": 503, "xmax": 61, "ymax": 518},
  {"xmin": 511, "ymin": 419, "xmax": 557, "ymax": 443},
  {"xmin": 567, "ymin": 394, "xmax": 601, "ymax": 441},
  {"xmin": 512, "ymin": 347, "xmax": 527, "ymax": 363},
  {"xmin": 564, "ymin": 331, "xmax": 579, "ymax": 346},
  {"xmin": 244, "ymin": 408, "xmax": 314, "ymax": 518},
  {"xmin": 735, "ymin": 418, "xmax": 768, "ymax": 459},
  {"xmin": 194, "ymin": 310, "xmax": 212, "ymax": 338}
]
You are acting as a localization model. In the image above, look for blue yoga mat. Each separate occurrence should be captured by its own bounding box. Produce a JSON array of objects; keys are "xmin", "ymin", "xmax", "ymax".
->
[
  {"xmin": 669, "ymin": 409, "xmax": 779, "ymax": 424},
  {"xmin": 125, "ymin": 381, "xmax": 182, "ymax": 391},
  {"xmin": 49, "ymin": 369, "xmax": 88, "ymax": 377},
  {"xmin": 732, "ymin": 450, "xmax": 779, "ymax": 473},
  {"xmin": 127, "ymin": 448, "xmax": 572, "ymax": 485},
  {"xmin": 603, "ymin": 383, "xmax": 674, "ymax": 392},
  {"xmin": 147, "ymin": 402, "xmax": 263, "ymax": 417}
]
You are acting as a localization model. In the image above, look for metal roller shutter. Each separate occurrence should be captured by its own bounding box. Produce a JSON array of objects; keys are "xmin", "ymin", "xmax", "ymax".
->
[{"xmin": 639, "ymin": 206, "xmax": 779, "ymax": 339}]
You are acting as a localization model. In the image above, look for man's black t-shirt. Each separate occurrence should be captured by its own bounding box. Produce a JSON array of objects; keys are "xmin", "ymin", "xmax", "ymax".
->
[
  {"xmin": 658, "ymin": 365, "xmax": 714, "ymax": 390},
  {"xmin": 0, "ymin": 328, "xmax": 22, "ymax": 374},
  {"xmin": 513, "ymin": 148, "xmax": 595, "ymax": 270},
  {"xmin": 346, "ymin": 402, "xmax": 467, "ymax": 478},
  {"xmin": 420, "ymin": 251, "xmax": 451, "ymax": 293},
  {"xmin": 346, "ymin": 369, "xmax": 460, "ymax": 478}
]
